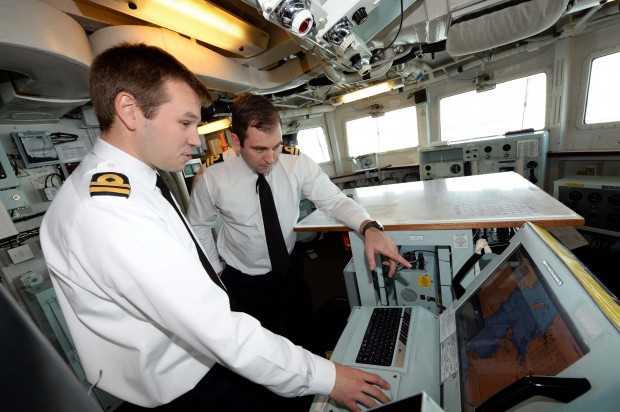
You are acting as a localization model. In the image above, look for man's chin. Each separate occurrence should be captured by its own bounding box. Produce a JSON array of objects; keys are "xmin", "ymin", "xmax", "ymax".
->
[{"xmin": 158, "ymin": 164, "xmax": 186, "ymax": 174}]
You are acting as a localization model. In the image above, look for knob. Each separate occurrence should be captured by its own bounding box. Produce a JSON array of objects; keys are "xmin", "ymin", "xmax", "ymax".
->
[{"xmin": 352, "ymin": 7, "xmax": 368, "ymax": 25}]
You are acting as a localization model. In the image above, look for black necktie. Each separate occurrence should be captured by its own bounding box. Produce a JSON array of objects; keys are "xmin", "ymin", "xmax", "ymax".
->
[
  {"xmin": 256, "ymin": 173, "xmax": 290, "ymax": 275},
  {"xmin": 155, "ymin": 174, "xmax": 227, "ymax": 292}
]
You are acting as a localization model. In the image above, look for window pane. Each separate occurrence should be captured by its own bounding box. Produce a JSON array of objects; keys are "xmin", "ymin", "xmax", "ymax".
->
[
  {"xmin": 377, "ymin": 108, "xmax": 420, "ymax": 152},
  {"xmin": 296, "ymin": 127, "xmax": 331, "ymax": 163},
  {"xmin": 585, "ymin": 51, "xmax": 620, "ymax": 124},
  {"xmin": 440, "ymin": 73, "xmax": 546, "ymax": 142},
  {"xmin": 346, "ymin": 116, "xmax": 377, "ymax": 157},
  {"xmin": 346, "ymin": 106, "xmax": 418, "ymax": 157}
]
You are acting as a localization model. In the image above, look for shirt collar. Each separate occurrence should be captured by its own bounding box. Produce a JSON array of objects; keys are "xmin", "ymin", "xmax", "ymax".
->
[
  {"xmin": 92, "ymin": 139, "xmax": 158, "ymax": 188},
  {"xmin": 229, "ymin": 148, "xmax": 280, "ymax": 179}
]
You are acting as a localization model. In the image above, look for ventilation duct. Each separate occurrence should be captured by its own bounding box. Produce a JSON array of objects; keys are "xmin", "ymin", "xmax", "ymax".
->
[
  {"xmin": 0, "ymin": 0, "xmax": 92, "ymax": 121},
  {"xmin": 89, "ymin": 25, "xmax": 323, "ymax": 95},
  {"xmin": 0, "ymin": 78, "xmax": 90, "ymax": 121},
  {"xmin": 446, "ymin": 0, "xmax": 570, "ymax": 57}
]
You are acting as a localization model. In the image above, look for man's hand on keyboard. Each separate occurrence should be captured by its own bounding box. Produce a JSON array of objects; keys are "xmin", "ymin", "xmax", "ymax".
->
[{"xmin": 329, "ymin": 363, "xmax": 391, "ymax": 412}]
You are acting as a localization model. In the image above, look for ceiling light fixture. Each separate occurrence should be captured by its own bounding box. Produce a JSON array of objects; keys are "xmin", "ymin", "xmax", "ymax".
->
[
  {"xmin": 333, "ymin": 78, "xmax": 404, "ymax": 105},
  {"xmin": 197, "ymin": 118, "xmax": 231, "ymax": 135},
  {"xmin": 87, "ymin": 0, "xmax": 269, "ymax": 57}
]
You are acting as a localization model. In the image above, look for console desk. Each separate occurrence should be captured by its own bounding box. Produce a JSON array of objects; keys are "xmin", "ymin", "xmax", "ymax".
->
[{"xmin": 295, "ymin": 172, "xmax": 584, "ymax": 307}]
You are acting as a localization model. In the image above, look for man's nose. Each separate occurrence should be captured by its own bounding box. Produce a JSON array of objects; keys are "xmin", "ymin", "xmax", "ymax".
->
[
  {"xmin": 264, "ymin": 150, "xmax": 276, "ymax": 163},
  {"xmin": 188, "ymin": 131, "xmax": 201, "ymax": 147}
]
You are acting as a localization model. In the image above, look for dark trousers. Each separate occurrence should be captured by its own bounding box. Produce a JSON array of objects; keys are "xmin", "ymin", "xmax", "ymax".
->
[
  {"xmin": 117, "ymin": 363, "xmax": 313, "ymax": 411},
  {"xmin": 221, "ymin": 248, "xmax": 323, "ymax": 356}
]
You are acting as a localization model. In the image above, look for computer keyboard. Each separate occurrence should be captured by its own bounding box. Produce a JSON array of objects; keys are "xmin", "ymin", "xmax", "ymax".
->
[{"xmin": 356, "ymin": 307, "xmax": 409, "ymax": 366}]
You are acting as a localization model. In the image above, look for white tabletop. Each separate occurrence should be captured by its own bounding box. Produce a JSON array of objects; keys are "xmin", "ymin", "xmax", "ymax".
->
[{"xmin": 295, "ymin": 172, "xmax": 584, "ymax": 232}]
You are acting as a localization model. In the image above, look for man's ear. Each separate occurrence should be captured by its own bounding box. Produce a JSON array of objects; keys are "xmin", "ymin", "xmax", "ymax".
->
[
  {"xmin": 231, "ymin": 133, "xmax": 242, "ymax": 150},
  {"xmin": 115, "ymin": 92, "xmax": 139, "ymax": 131}
]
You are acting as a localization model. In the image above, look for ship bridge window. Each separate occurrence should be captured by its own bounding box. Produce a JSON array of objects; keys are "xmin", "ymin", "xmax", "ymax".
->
[
  {"xmin": 440, "ymin": 73, "xmax": 546, "ymax": 142},
  {"xmin": 584, "ymin": 51, "xmax": 620, "ymax": 125},
  {"xmin": 296, "ymin": 126, "xmax": 331, "ymax": 163},
  {"xmin": 345, "ymin": 106, "xmax": 419, "ymax": 157}
]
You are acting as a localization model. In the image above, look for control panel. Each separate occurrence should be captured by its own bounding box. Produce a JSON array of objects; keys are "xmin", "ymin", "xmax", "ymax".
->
[
  {"xmin": 0, "ymin": 142, "xmax": 30, "ymax": 211},
  {"xmin": 419, "ymin": 130, "xmax": 548, "ymax": 188},
  {"xmin": 390, "ymin": 250, "xmax": 440, "ymax": 314},
  {"xmin": 554, "ymin": 175, "xmax": 620, "ymax": 237},
  {"xmin": 344, "ymin": 248, "xmax": 441, "ymax": 315}
]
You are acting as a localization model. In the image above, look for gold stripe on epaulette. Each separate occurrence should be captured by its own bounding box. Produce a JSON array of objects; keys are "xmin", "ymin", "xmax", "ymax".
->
[
  {"xmin": 90, "ymin": 172, "xmax": 131, "ymax": 198},
  {"xmin": 281, "ymin": 145, "xmax": 300, "ymax": 155},
  {"xmin": 205, "ymin": 154, "xmax": 224, "ymax": 167}
]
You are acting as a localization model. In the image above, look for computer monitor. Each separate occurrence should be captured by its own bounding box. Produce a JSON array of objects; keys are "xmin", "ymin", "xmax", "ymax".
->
[{"xmin": 442, "ymin": 222, "xmax": 620, "ymax": 411}]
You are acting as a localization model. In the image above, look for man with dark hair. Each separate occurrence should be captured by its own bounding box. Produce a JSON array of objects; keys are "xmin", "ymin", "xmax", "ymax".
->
[
  {"xmin": 187, "ymin": 93, "xmax": 411, "ymax": 355},
  {"xmin": 40, "ymin": 44, "xmax": 390, "ymax": 411}
]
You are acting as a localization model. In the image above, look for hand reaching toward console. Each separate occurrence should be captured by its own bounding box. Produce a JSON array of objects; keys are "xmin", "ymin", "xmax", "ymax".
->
[
  {"xmin": 329, "ymin": 363, "xmax": 391, "ymax": 412},
  {"xmin": 363, "ymin": 228, "xmax": 412, "ymax": 277}
]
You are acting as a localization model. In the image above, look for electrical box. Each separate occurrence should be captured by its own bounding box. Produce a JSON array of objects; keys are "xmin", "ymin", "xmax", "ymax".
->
[
  {"xmin": 0, "ymin": 143, "xmax": 29, "ymax": 211},
  {"xmin": 391, "ymin": 251, "xmax": 440, "ymax": 315},
  {"xmin": 0, "ymin": 141, "xmax": 19, "ymax": 189},
  {"xmin": 11, "ymin": 131, "xmax": 61, "ymax": 168},
  {"xmin": 0, "ymin": 187, "xmax": 30, "ymax": 210},
  {"xmin": 553, "ymin": 175, "xmax": 620, "ymax": 237},
  {"xmin": 419, "ymin": 130, "xmax": 548, "ymax": 188}
]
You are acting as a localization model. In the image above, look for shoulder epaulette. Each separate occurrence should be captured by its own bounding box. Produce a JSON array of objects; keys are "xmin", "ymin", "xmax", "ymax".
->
[
  {"xmin": 205, "ymin": 154, "xmax": 225, "ymax": 167},
  {"xmin": 89, "ymin": 172, "xmax": 130, "ymax": 198},
  {"xmin": 280, "ymin": 146, "xmax": 300, "ymax": 155}
]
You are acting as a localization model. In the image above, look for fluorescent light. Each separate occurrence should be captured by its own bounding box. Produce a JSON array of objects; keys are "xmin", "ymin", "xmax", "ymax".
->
[
  {"xmin": 197, "ymin": 118, "xmax": 231, "ymax": 135},
  {"xmin": 88, "ymin": 0, "xmax": 268, "ymax": 57},
  {"xmin": 333, "ymin": 78, "xmax": 404, "ymax": 105}
]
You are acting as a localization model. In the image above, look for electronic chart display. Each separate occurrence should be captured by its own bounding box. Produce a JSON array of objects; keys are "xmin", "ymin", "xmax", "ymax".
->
[
  {"xmin": 441, "ymin": 222, "xmax": 620, "ymax": 412},
  {"xmin": 455, "ymin": 245, "xmax": 587, "ymax": 411}
]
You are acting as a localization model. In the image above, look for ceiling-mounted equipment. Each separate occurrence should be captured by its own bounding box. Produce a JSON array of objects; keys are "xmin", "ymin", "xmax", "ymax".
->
[
  {"xmin": 201, "ymin": 100, "xmax": 232, "ymax": 122},
  {"xmin": 272, "ymin": 0, "xmax": 314, "ymax": 36},
  {"xmin": 86, "ymin": 0, "xmax": 269, "ymax": 57},
  {"xmin": 258, "ymin": 0, "xmax": 384, "ymax": 78}
]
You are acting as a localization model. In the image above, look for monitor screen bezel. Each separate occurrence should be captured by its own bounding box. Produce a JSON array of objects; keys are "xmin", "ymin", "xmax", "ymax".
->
[{"xmin": 454, "ymin": 243, "xmax": 588, "ymax": 411}]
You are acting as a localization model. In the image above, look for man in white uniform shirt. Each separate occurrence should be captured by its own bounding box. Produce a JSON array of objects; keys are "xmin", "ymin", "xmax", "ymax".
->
[
  {"xmin": 40, "ymin": 43, "xmax": 390, "ymax": 411},
  {"xmin": 187, "ymin": 94, "xmax": 411, "ymax": 354}
]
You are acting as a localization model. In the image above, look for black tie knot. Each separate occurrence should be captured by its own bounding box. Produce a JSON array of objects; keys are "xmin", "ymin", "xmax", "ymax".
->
[{"xmin": 256, "ymin": 173, "xmax": 265, "ymax": 192}]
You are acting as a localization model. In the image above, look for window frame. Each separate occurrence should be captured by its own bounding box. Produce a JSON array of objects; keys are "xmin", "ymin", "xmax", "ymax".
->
[
  {"xmin": 576, "ymin": 45, "xmax": 620, "ymax": 130},
  {"xmin": 295, "ymin": 125, "xmax": 333, "ymax": 164}
]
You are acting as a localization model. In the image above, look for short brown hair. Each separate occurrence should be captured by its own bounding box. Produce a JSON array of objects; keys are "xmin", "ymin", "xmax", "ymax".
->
[
  {"xmin": 231, "ymin": 93, "xmax": 281, "ymax": 147},
  {"xmin": 89, "ymin": 42, "xmax": 212, "ymax": 131}
]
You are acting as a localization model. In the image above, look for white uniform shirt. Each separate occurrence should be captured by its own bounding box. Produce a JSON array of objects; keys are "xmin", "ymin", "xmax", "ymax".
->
[
  {"xmin": 39, "ymin": 139, "xmax": 335, "ymax": 407},
  {"xmin": 187, "ymin": 148, "xmax": 371, "ymax": 275}
]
